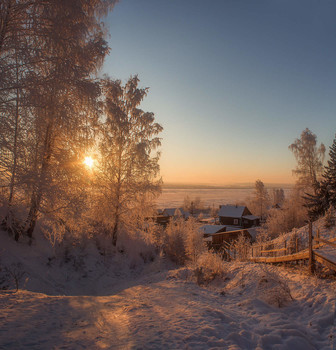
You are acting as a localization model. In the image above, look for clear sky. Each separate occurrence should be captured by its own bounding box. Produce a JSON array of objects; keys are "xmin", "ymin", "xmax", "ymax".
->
[{"xmin": 103, "ymin": 0, "xmax": 336, "ymax": 185}]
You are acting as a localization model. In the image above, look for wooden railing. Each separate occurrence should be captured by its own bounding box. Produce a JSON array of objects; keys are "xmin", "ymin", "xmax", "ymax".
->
[{"xmin": 249, "ymin": 222, "xmax": 336, "ymax": 273}]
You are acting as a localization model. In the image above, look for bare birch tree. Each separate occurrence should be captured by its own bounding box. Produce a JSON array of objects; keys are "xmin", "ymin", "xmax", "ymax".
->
[
  {"xmin": 289, "ymin": 128, "xmax": 325, "ymax": 191},
  {"xmin": 249, "ymin": 179, "xmax": 270, "ymax": 221},
  {"xmin": 0, "ymin": 0, "xmax": 118, "ymax": 240},
  {"xmin": 95, "ymin": 76, "xmax": 163, "ymax": 246}
]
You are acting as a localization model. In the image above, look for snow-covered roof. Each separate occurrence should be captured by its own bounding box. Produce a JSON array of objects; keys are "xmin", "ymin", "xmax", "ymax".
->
[
  {"xmin": 218, "ymin": 205, "xmax": 246, "ymax": 218},
  {"xmin": 242, "ymin": 215, "xmax": 259, "ymax": 221},
  {"xmin": 199, "ymin": 225, "xmax": 226, "ymax": 235},
  {"xmin": 247, "ymin": 228, "xmax": 258, "ymax": 241},
  {"xmin": 199, "ymin": 217, "xmax": 216, "ymax": 224},
  {"xmin": 162, "ymin": 208, "xmax": 188, "ymax": 217},
  {"xmin": 224, "ymin": 226, "xmax": 243, "ymax": 232}
]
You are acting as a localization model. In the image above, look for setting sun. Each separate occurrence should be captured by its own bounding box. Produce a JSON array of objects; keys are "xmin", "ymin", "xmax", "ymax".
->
[{"xmin": 83, "ymin": 156, "xmax": 94, "ymax": 168}]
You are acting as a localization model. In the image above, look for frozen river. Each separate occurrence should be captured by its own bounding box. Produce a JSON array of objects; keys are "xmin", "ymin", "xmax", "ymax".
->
[
  {"xmin": 156, "ymin": 188, "xmax": 253, "ymax": 209},
  {"xmin": 156, "ymin": 187, "xmax": 292, "ymax": 209}
]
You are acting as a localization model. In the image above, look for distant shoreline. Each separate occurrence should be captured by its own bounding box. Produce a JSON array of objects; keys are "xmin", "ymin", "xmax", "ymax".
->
[{"xmin": 162, "ymin": 183, "xmax": 294, "ymax": 190}]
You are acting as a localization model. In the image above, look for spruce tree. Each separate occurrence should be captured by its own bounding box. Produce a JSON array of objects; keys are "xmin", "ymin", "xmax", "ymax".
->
[
  {"xmin": 322, "ymin": 134, "xmax": 336, "ymax": 207},
  {"xmin": 305, "ymin": 134, "xmax": 336, "ymax": 219},
  {"xmin": 304, "ymin": 181, "xmax": 330, "ymax": 220}
]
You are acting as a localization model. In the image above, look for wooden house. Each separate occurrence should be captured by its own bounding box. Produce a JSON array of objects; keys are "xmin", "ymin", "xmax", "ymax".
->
[
  {"xmin": 162, "ymin": 208, "xmax": 189, "ymax": 219},
  {"xmin": 211, "ymin": 229, "xmax": 252, "ymax": 246},
  {"xmin": 199, "ymin": 224, "xmax": 227, "ymax": 238},
  {"xmin": 218, "ymin": 205, "xmax": 259, "ymax": 228}
]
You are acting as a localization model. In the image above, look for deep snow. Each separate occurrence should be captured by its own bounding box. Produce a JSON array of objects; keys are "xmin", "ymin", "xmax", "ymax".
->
[{"xmin": 1, "ymin": 231, "xmax": 336, "ymax": 350}]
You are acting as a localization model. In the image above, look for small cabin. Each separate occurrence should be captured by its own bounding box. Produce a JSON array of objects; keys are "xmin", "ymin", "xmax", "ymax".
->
[
  {"xmin": 211, "ymin": 229, "xmax": 252, "ymax": 246},
  {"xmin": 162, "ymin": 208, "xmax": 189, "ymax": 219},
  {"xmin": 218, "ymin": 205, "xmax": 259, "ymax": 228},
  {"xmin": 199, "ymin": 224, "xmax": 227, "ymax": 238}
]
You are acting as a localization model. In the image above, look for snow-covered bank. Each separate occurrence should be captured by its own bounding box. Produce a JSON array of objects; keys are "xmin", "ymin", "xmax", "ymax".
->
[
  {"xmin": 1, "ymin": 230, "xmax": 336, "ymax": 349},
  {"xmin": 0, "ymin": 230, "xmax": 167, "ymax": 296},
  {"xmin": 1, "ymin": 263, "xmax": 336, "ymax": 349}
]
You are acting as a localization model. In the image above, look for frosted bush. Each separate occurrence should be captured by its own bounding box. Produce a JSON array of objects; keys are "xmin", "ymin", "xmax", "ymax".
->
[
  {"xmin": 184, "ymin": 218, "xmax": 206, "ymax": 264},
  {"xmin": 257, "ymin": 266, "xmax": 293, "ymax": 307},
  {"xmin": 4, "ymin": 263, "xmax": 26, "ymax": 292},
  {"xmin": 117, "ymin": 229, "xmax": 157, "ymax": 268},
  {"xmin": 232, "ymin": 234, "xmax": 251, "ymax": 261},
  {"xmin": 264, "ymin": 188, "xmax": 308, "ymax": 238},
  {"xmin": 194, "ymin": 250, "xmax": 226, "ymax": 285},
  {"xmin": 163, "ymin": 218, "xmax": 187, "ymax": 265},
  {"xmin": 163, "ymin": 217, "xmax": 205, "ymax": 265}
]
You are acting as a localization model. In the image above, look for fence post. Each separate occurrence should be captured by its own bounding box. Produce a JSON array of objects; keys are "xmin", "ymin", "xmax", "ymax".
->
[
  {"xmin": 308, "ymin": 221, "xmax": 314, "ymax": 274},
  {"xmin": 316, "ymin": 229, "xmax": 320, "ymax": 250},
  {"xmin": 284, "ymin": 240, "xmax": 287, "ymax": 256},
  {"xmin": 295, "ymin": 238, "xmax": 298, "ymax": 253}
]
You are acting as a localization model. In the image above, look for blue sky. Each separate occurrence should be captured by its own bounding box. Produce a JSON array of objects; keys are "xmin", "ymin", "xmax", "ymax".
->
[{"xmin": 103, "ymin": 0, "xmax": 336, "ymax": 185}]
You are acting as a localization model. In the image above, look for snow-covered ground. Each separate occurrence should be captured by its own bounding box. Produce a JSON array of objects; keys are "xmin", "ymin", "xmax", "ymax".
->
[
  {"xmin": 1, "ymin": 232, "xmax": 336, "ymax": 349},
  {"xmin": 1, "ymin": 264, "xmax": 336, "ymax": 349}
]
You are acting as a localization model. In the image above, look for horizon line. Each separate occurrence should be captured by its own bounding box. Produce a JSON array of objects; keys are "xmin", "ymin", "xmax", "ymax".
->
[{"xmin": 162, "ymin": 182, "xmax": 295, "ymax": 189}]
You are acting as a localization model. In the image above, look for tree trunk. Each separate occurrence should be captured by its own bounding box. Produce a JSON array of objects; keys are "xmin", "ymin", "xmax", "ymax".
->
[
  {"xmin": 3, "ymin": 51, "xmax": 21, "ymax": 240},
  {"xmin": 25, "ymin": 190, "xmax": 42, "ymax": 238},
  {"xmin": 112, "ymin": 215, "xmax": 118, "ymax": 246},
  {"xmin": 112, "ymin": 191, "xmax": 121, "ymax": 246},
  {"xmin": 0, "ymin": 0, "xmax": 12, "ymax": 55},
  {"xmin": 24, "ymin": 120, "xmax": 53, "ymax": 238},
  {"xmin": 8, "ymin": 51, "xmax": 20, "ymax": 205},
  {"xmin": 112, "ymin": 148, "xmax": 123, "ymax": 246}
]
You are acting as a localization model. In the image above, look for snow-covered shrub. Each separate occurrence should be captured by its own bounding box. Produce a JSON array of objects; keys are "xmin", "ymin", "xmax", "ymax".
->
[
  {"xmin": 166, "ymin": 267, "xmax": 194, "ymax": 281},
  {"xmin": 324, "ymin": 206, "xmax": 335, "ymax": 229},
  {"xmin": 140, "ymin": 218, "xmax": 165, "ymax": 250},
  {"xmin": 232, "ymin": 234, "xmax": 251, "ymax": 261},
  {"xmin": 257, "ymin": 266, "xmax": 293, "ymax": 307},
  {"xmin": 0, "ymin": 202, "xmax": 29, "ymax": 240},
  {"xmin": 4, "ymin": 262, "xmax": 26, "ymax": 292},
  {"xmin": 163, "ymin": 217, "xmax": 205, "ymax": 265},
  {"xmin": 263, "ymin": 207, "xmax": 288, "ymax": 238},
  {"xmin": 0, "ymin": 259, "xmax": 10, "ymax": 290},
  {"xmin": 254, "ymin": 227, "xmax": 271, "ymax": 245},
  {"xmin": 223, "ymin": 263, "xmax": 293, "ymax": 308},
  {"xmin": 41, "ymin": 218, "xmax": 66, "ymax": 248},
  {"xmin": 117, "ymin": 228, "xmax": 157, "ymax": 268},
  {"xmin": 184, "ymin": 217, "xmax": 206, "ymax": 264},
  {"xmin": 194, "ymin": 250, "xmax": 226, "ymax": 285},
  {"xmin": 163, "ymin": 218, "xmax": 187, "ymax": 265},
  {"xmin": 264, "ymin": 188, "xmax": 308, "ymax": 238},
  {"xmin": 95, "ymin": 231, "xmax": 115, "ymax": 257}
]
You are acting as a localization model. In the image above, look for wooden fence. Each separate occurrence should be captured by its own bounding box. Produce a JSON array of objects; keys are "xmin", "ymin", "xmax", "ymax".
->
[{"xmin": 249, "ymin": 222, "xmax": 336, "ymax": 273}]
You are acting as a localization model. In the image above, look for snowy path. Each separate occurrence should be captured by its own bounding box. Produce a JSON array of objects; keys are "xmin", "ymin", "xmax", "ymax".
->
[
  {"xmin": 1, "ymin": 267, "xmax": 335, "ymax": 350},
  {"xmin": 318, "ymin": 246, "xmax": 336, "ymax": 265}
]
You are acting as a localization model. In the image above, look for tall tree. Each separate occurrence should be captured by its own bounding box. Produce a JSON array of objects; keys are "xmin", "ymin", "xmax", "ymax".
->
[
  {"xmin": 23, "ymin": 0, "xmax": 118, "ymax": 239},
  {"xmin": 272, "ymin": 188, "xmax": 285, "ymax": 207},
  {"xmin": 95, "ymin": 76, "xmax": 163, "ymax": 246},
  {"xmin": 0, "ymin": 0, "xmax": 118, "ymax": 239},
  {"xmin": 289, "ymin": 128, "xmax": 325, "ymax": 191},
  {"xmin": 0, "ymin": 0, "xmax": 35, "ymax": 237},
  {"xmin": 249, "ymin": 179, "xmax": 270, "ymax": 221}
]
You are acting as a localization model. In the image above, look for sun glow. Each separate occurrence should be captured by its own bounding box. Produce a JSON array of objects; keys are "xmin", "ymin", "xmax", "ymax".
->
[{"xmin": 83, "ymin": 156, "xmax": 94, "ymax": 168}]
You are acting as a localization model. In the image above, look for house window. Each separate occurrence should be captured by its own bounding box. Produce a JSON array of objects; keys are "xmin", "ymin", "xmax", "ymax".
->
[{"xmin": 233, "ymin": 219, "xmax": 238, "ymax": 225}]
